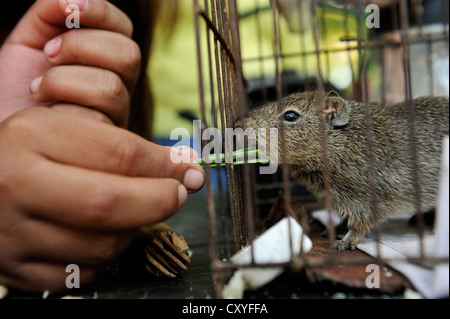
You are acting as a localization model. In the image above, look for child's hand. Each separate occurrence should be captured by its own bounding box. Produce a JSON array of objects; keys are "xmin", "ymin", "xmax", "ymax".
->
[
  {"xmin": 0, "ymin": 107, "xmax": 204, "ymax": 292},
  {"xmin": 0, "ymin": 0, "xmax": 205, "ymax": 292},
  {"xmin": 0, "ymin": 0, "xmax": 140, "ymax": 127}
]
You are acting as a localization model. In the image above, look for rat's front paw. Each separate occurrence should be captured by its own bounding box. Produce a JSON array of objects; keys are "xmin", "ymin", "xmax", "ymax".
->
[
  {"xmin": 336, "ymin": 229, "xmax": 364, "ymax": 251},
  {"xmin": 336, "ymin": 238, "xmax": 357, "ymax": 250}
]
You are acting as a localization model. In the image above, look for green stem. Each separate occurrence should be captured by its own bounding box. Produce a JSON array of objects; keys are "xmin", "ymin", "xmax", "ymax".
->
[{"xmin": 194, "ymin": 149, "xmax": 269, "ymax": 167}]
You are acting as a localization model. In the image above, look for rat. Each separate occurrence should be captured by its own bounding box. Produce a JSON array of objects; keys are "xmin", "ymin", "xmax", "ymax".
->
[{"xmin": 244, "ymin": 91, "xmax": 449, "ymax": 250}]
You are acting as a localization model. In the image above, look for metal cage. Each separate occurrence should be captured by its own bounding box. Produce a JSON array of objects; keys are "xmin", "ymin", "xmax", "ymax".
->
[{"xmin": 193, "ymin": 0, "xmax": 449, "ymax": 298}]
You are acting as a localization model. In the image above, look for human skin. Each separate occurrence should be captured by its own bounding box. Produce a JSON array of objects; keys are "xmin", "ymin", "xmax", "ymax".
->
[{"xmin": 0, "ymin": 0, "xmax": 204, "ymax": 292}]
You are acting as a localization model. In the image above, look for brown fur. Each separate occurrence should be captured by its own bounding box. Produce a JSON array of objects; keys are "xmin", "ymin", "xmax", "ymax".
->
[{"xmin": 245, "ymin": 91, "xmax": 449, "ymax": 250}]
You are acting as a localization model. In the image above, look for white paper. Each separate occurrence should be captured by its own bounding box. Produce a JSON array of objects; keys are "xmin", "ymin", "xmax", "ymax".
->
[{"xmin": 223, "ymin": 217, "xmax": 312, "ymax": 299}]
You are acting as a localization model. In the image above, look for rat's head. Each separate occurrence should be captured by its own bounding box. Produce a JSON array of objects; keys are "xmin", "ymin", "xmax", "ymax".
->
[{"xmin": 243, "ymin": 91, "xmax": 349, "ymax": 169}]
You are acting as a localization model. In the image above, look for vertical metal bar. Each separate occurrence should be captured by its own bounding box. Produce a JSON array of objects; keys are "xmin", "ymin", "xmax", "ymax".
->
[
  {"xmin": 399, "ymin": 0, "xmax": 425, "ymax": 259},
  {"xmin": 269, "ymin": 0, "xmax": 302, "ymax": 264},
  {"xmin": 383, "ymin": 0, "xmax": 404, "ymax": 104},
  {"xmin": 228, "ymin": 0, "xmax": 248, "ymax": 115},
  {"xmin": 205, "ymin": 0, "xmax": 217, "ymax": 132},
  {"xmin": 297, "ymin": 0, "xmax": 310, "ymax": 91},
  {"xmin": 211, "ymin": 0, "xmax": 229, "ymax": 257},
  {"xmin": 219, "ymin": 0, "xmax": 240, "ymax": 256},
  {"xmin": 204, "ymin": 0, "xmax": 231, "ymax": 260},
  {"xmin": 311, "ymin": 0, "xmax": 336, "ymax": 249},
  {"xmin": 427, "ymin": 38, "xmax": 435, "ymax": 95},
  {"xmin": 215, "ymin": 0, "xmax": 244, "ymax": 251},
  {"xmin": 193, "ymin": 0, "xmax": 221, "ymax": 297},
  {"xmin": 254, "ymin": 0, "xmax": 269, "ymax": 104},
  {"xmin": 319, "ymin": 1, "xmax": 331, "ymax": 83},
  {"xmin": 440, "ymin": 0, "xmax": 449, "ymax": 53},
  {"xmin": 357, "ymin": 0, "xmax": 381, "ymax": 259},
  {"xmin": 229, "ymin": 0, "xmax": 256, "ymax": 256},
  {"xmin": 343, "ymin": 3, "xmax": 357, "ymax": 99},
  {"xmin": 411, "ymin": 0, "xmax": 424, "ymax": 35},
  {"xmin": 225, "ymin": 0, "xmax": 246, "ymax": 251},
  {"xmin": 275, "ymin": 3, "xmax": 288, "ymax": 98},
  {"xmin": 249, "ymin": 0, "xmax": 264, "ymax": 233}
]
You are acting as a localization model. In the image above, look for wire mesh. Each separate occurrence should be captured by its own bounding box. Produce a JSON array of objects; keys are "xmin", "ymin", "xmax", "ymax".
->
[{"xmin": 194, "ymin": 0, "xmax": 449, "ymax": 298}]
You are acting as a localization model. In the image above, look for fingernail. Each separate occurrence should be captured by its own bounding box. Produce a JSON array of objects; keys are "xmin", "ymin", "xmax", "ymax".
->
[
  {"xmin": 178, "ymin": 184, "xmax": 188, "ymax": 208},
  {"xmin": 183, "ymin": 169, "xmax": 205, "ymax": 191},
  {"xmin": 44, "ymin": 37, "xmax": 62, "ymax": 58},
  {"xmin": 30, "ymin": 76, "xmax": 43, "ymax": 94},
  {"xmin": 67, "ymin": 0, "xmax": 89, "ymax": 11}
]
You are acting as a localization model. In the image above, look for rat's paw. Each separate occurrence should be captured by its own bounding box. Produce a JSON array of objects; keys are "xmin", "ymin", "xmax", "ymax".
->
[
  {"xmin": 336, "ymin": 238, "xmax": 357, "ymax": 250},
  {"xmin": 336, "ymin": 229, "xmax": 364, "ymax": 251}
]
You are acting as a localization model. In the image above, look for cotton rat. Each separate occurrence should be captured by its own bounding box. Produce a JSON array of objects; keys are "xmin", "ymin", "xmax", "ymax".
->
[{"xmin": 244, "ymin": 91, "xmax": 449, "ymax": 250}]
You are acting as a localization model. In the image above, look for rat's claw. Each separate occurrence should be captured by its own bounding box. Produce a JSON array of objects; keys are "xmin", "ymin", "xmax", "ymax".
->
[
  {"xmin": 336, "ymin": 239, "xmax": 356, "ymax": 251},
  {"xmin": 336, "ymin": 229, "xmax": 363, "ymax": 250}
]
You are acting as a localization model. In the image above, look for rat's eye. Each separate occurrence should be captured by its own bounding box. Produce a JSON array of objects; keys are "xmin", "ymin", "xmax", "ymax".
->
[{"xmin": 282, "ymin": 110, "xmax": 302, "ymax": 123}]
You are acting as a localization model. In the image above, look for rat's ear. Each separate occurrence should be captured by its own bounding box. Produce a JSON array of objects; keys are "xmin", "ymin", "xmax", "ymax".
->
[{"xmin": 321, "ymin": 91, "xmax": 349, "ymax": 128}]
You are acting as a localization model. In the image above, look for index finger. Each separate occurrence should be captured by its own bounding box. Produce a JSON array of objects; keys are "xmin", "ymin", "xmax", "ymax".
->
[
  {"xmin": 17, "ymin": 107, "xmax": 205, "ymax": 192},
  {"xmin": 7, "ymin": 0, "xmax": 133, "ymax": 49},
  {"xmin": 17, "ymin": 160, "xmax": 188, "ymax": 231}
]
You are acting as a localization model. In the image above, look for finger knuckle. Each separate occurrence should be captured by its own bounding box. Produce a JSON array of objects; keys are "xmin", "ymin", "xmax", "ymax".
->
[
  {"xmin": 40, "ymin": 68, "xmax": 61, "ymax": 94},
  {"xmin": 111, "ymin": 136, "xmax": 141, "ymax": 176},
  {"xmin": 123, "ymin": 41, "xmax": 141, "ymax": 75},
  {"xmin": 0, "ymin": 246, "xmax": 20, "ymax": 280},
  {"xmin": 0, "ymin": 262, "xmax": 25, "ymax": 286},
  {"xmin": 91, "ymin": 110, "xmax": 113, "ymax": 125},
  {"xmin": 102, "ymin": 3, "xmax": 133, "ymax": 37},
  {"xmin": 89, "ymin": 238, "xmax": 119, "ymax": 265},
  {"xmin": 123, "ymin": 17, "xmax": 134, "ymax": 38},
  {"xmin": 0, "ymin": 109, "xmax": 46, "ymax": 193},
  {"xmin": 83, "ymin": 189, "xmax": 117, "ymax": 225},
  {"xmin": 42, "ymin": 67, "xmax": 57, "ymax": 84},
  {"xmin": 69, "ymin": 30, "xmax": 84, "ymax": 61},
  {"xmin": 104, "ymin": 72, "xmax": 126, "ymax": 102},
  {"xmin": 1, "ymin": 108, "xmax": 42, "ymax": 138}
]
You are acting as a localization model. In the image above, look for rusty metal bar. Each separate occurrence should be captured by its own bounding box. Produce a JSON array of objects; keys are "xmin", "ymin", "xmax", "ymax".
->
[
  {"xmin": 296, "ymin": 0, "xmax": 311, "ymax": 92},
  {"xmin": 241, "ymin": 34, "xmax": 448, "ymax": 63},
  {"xmin": 229, "ymin": 0, "xmax": 259, "ymax": 261},
  {"xmin": 225, "ymin": 0, "xmax": 248, "ymax": 251},
  {"xmin": 319, "ymin": 1, "xmax": 331, "ymax": 81},
  {"xmin": 254, "ymin": 0, "xmax": 269, "ymax": 104},
  {"xmin": 193, "ymin": 0, "xmax": 222, "ymax": 298},
  {"xmin": 311, "ymin": 0, "xmax": 337, "ymax": 250},
  {"xmin": 211, "ymin": 0, "xmax": 245, "ymax": 252},
  {"xmin": 342, "ymin": 3, "xmax": 358, "ymax": 98},
  {"xmin": 269, "ymin": 0, "xmax": 300, "ymax": 263},
  {"xmin": 203, "ymin": 0, "xmax": 232, "ymax": 262},
  {"xmin": 440, "ymin": 0, "xmax": 449, "ymax": 51},
  {"xmin": 399, "ymin": 0, "xmax": 425, "ymax": 259},
  {"xmin": 357, "ymin": 0, "xmax": 382, "ymax": 259}
]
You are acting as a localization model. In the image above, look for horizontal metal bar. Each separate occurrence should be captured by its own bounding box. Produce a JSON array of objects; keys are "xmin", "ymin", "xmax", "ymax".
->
[{"xmin": 242, "ymin": 34, "xmax": 449, "ymax": 63}]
